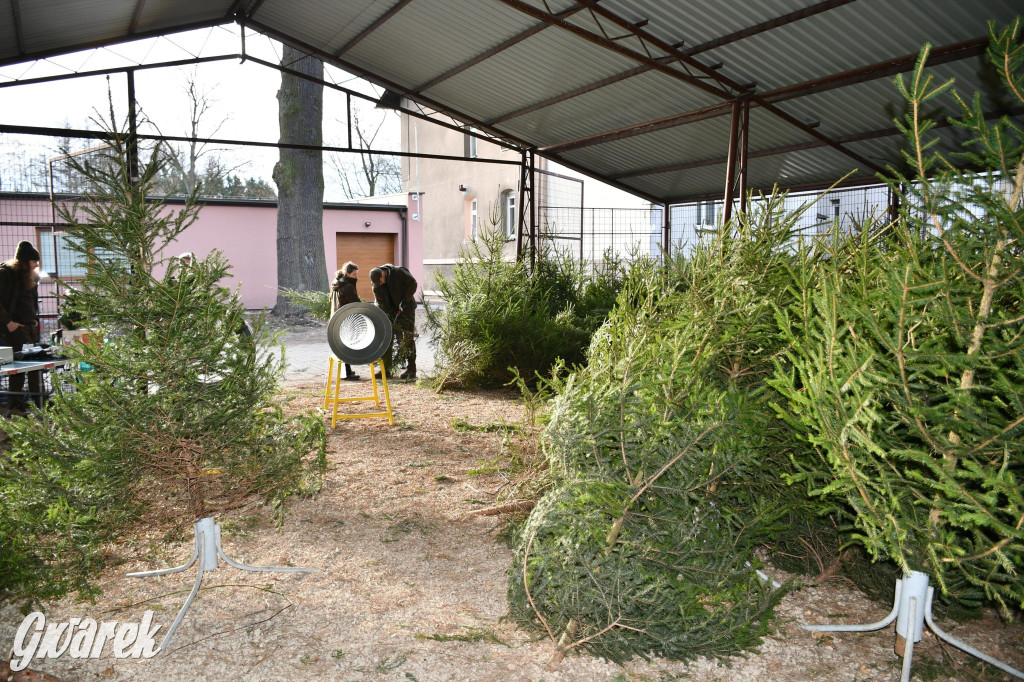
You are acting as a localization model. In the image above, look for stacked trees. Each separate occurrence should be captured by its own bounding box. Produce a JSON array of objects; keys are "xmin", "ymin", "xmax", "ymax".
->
[{"xmin": 509, "ymin": 191, "xmax": 821, "ymax": 662}]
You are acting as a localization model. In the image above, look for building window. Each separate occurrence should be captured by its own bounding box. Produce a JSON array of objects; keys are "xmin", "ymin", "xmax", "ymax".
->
[
  {"xmin": 464, "ymin": 127, "xmax": 478, "ymax": 159},
  {"xmin": 502, "ymin": 190, "xmax": 517, "ymax": 240},
  {"xmin": 37, "ymin": 229, "xmax": 87, "ymax": 278},
  {"xmin": 470, "ymin": 199, "xmax": 479, "ymax": 240}
]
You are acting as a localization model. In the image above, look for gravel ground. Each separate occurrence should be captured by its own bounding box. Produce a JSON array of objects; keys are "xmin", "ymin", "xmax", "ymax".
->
[{"xmin": 3, "ymin": 323, "xmax": 1023, "ymax": 681}]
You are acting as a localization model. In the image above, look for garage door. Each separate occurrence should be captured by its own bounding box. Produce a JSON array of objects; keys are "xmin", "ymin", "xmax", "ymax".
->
[{"xmin": 336, "ymin": 233, "xmax": 395, "ymax": 302}]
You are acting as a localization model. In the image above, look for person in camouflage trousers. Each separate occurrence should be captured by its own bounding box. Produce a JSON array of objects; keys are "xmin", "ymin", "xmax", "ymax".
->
[{"xmin": 369, "ymin": 264, "xmax": 418, "ymax": 379}]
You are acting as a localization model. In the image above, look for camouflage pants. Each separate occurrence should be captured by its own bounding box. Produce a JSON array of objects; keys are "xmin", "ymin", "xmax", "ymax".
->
[{"xmin": 383, "ymin": 309, "xmax": 416, "ymax": 374}]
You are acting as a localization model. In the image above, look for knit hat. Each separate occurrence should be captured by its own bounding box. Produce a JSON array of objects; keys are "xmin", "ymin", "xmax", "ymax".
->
[{"xmin": 15, "ymin": 240, "xmax": 40, "ymax": 262}]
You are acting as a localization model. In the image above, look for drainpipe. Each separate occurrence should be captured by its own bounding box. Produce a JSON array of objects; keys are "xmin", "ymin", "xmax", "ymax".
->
[{"xmin": 399, "ymin": 207, "xmax": 408, "ymax": 267}]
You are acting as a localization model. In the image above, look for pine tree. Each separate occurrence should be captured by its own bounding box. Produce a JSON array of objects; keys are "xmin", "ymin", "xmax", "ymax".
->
[{"xmin": 772, "ymin": 19, "xmax": 1024, "ymax": 613}]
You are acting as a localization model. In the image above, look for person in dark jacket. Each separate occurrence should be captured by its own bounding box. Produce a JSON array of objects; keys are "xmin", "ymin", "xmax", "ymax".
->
[
  {"xmin": 369, "ymin": 264, "xmax": 418, "ymax": 379},
  {"xmin": 0, "ymin": 241, "xmax": 42, "ymax": 410},
  {"xmin": 330, "ymin": 261, "xmax": 361, "ymax": 380}
]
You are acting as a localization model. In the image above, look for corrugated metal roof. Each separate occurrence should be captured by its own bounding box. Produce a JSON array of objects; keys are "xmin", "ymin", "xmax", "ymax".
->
[{"xmin": 1, "ymin": 0, "xmax": 1021, "ymax": 204}]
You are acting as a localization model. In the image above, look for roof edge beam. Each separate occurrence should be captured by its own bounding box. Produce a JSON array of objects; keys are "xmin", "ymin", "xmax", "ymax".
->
[
  {"xmin": 0, "ymin": 122, "xmax": 525, "ymax": 166},
  {"xmin": 336, "ymin": 0, "xmax": 415, "ymax": 57},
  {"xmin": 0, "ymin": 17, "xmax": 232, "ymax": 69},
  {"xmin": 413, "ymin": 1, "xmax": 592, "ymax": 94}
]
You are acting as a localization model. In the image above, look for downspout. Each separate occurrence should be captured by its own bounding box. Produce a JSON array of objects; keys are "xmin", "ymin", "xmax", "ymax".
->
[{"xmin": 399, "ymin": 207, "xmax": 408, "ymax": 267}]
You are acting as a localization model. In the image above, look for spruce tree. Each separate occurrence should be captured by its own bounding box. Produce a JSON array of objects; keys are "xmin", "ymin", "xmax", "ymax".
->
[
  {"xmin": 772, "ymin": 19, "xmax": 1024, "ymax": 613},
  {"xmin": 0, "ymin": 112, "xmax": 325, "ymax": 600}
]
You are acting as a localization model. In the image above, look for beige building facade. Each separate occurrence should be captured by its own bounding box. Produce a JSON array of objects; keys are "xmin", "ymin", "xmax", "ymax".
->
[{"xmin": 400, "ymin": 110, "xmax": 545, "ymax": 293}]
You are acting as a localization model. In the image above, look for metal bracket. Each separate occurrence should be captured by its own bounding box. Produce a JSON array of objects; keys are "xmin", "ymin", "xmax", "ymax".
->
[
  {"xmin": 803, "ymin": 571, "xmax": 1024, "ymax": 681},
  {"xmin": 127, "ymin": 517, "xmax": 315, "ymax": 653}
]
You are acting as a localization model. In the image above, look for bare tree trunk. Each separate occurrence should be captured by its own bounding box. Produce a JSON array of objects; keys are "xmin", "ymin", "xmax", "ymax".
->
[{"xmin": 273, "ymin": 45, "xmax": 328, "ymax": 314}]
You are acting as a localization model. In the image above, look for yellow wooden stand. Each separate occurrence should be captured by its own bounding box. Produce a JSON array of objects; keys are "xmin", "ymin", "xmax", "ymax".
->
[{"xmin": 323, "ymin": 356, "xmax": 394, "ymax": 429}]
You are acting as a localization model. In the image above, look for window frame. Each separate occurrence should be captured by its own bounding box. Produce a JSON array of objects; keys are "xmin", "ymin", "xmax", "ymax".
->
[{"xmin": 503, "ymin": 191, "xmax": 517, "ymax": 241}]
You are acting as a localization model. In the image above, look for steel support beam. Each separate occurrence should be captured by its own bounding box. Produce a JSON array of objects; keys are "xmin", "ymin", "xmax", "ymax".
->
[
  {"xmin": 336, "ymin": 0, "xmax": 415, "ymax": 57},
  {"xmin": 759, "ymin": 37, "xmax": 988, "ymax": 104},
  {"xmin": 240, "ymin": 16, "xmax": 664, "ymax": 205},
  {"xmin": 129, "ymin": 0, "xmax": 148, "ymax": 34},
  {"xmin": 738, "ymin": 99, "xmax": 750, "ymax": 213},
  {"xmin": 682, "ymin": 0, "xmax": 858, "ymax": 56},
  {"xmin": 0, "ymin": 54, "xmax": 240, "ymax": 90},
  {"xmin": 540, "ymin": 102, "xmax": 732, "ymax": 154},
  {"xmin": 412, "ymin": 2, "xmax": 592, "ymax": 94},
  {"xmin": 10, "ymin": 0, "xmax": 24, "ymax": 56},
  {"xmin": 610, "ymin": 106, "xmax": 1021, "ymax": 181},
  {"xmin": 535, "ymin": 35, "xmax": 989, "ymax": 157},
  {"xmin": 126, "ymin": 69, "xmax": 139, "ymax": 186},
  {"xmin": 662, "ymin": 204, "xmax": 671, "ymax": 257},
  {"xmin": 722, "ymin": 100, "xmax": 742, "ymax": 224},
  {"xmin": 502, "ymin": 0, "xmax": 883, "ymax": 172},
  {"xmin": 489, "ymin": 0, "xmax": 853, "ymax": 127},
  {"xmin": 516, "ymin": 151, "xmax": 526, "ymax": 260},
  {"xmin": 0, "ymin": 123, "xmax": 525, "ymax": 167},
  {"xmin": 494, "ymin": 0, "xmax": 733, "ymax": 100}
]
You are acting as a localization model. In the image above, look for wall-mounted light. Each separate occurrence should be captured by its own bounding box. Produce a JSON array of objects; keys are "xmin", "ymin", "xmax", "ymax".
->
[
  {"xmin": 364, "ymin": 221, "xmax": 372, "ymax": 227},
  {"xmin": 459, "ymin": 184, "xmax": 467, "ymax": 192}
]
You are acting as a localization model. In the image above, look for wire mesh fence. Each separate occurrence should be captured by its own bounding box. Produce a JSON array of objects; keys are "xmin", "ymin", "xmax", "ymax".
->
[{"xmin": 536, "ymin": 182, "xmax": 895, "ymax": 271}]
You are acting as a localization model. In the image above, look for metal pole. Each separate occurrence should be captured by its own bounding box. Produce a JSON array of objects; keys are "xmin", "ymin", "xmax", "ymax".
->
[
  {"xmin": 516, "ymin": 150, "xmax": 526, "ymax": 261},
  {"xmin": 722, "ymin": 99, "xmax": 741, "ymax": 224},
  {"xmin": 738, "ymin": 99, "xmax": 750, "ymax": 214},
  {"xmin": 126, "ymin": 69, "xmax": 139, "ymax": 188},
  {"xmin": 529, "ymin": 150, "xmax": 537, "ymax": 270},
  {"xmin": 579, "ymin": 191, "xmax": 584, "ymax": 264},
  {"xmin": 663, "ymin": 203, "xmax": 670, "ymax": 258}
]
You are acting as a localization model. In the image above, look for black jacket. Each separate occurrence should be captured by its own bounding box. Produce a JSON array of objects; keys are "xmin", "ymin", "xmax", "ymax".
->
[
  {"xmin": 330, "ymin": 275, "xmax": 361, "ymax": 314},
  {"xmin": 0, "ymin": 262, "xmax": 39, "ymax": 346},
  {"xmin": 372, "ymin": 265, "xmax": 417, "ymax": 318}
]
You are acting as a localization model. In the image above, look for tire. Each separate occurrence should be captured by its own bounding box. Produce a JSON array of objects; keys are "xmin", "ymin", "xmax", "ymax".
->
[{"xmin": 327, "ymin": 302, "xmax": 393, "ymax": 364}]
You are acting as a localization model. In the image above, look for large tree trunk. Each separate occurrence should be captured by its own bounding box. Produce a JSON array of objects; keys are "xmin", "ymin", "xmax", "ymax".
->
[{"xmin": 273, "ymin": 45, "xmax": 328, "ymax": 314}]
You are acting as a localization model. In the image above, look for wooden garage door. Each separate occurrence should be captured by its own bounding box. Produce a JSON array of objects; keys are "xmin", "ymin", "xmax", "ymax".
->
[{"xmin": 336, "ymin": 233, "xmax": 395, "ymax": 302}]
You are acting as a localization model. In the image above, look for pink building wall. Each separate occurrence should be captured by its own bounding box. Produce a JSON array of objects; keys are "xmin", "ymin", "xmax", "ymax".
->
[{"xmin": 0, "ymin": 194, "xmax": 420, "ymax": 314}]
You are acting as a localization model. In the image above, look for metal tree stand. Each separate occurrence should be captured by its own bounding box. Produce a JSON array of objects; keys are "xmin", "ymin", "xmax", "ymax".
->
[
  {"xmin": 803, "ymin": 571, "xmax": 1024, "ymax": 681},
  {"xmin": 127, "ymin": 517, "xmax": 315, "ymax": 652}
]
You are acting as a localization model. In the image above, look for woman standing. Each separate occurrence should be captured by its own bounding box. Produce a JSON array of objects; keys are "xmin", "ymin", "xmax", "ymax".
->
[
  {"xmin": 329, "ymin": 261, "xmax": 361, "ymax": 380},
  {"xmin": 0, "ymin": 240, "xmax": 42, "ymax": 410}
]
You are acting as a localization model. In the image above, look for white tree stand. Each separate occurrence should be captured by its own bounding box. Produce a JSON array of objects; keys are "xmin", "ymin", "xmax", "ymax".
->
[
  {"xmin": 803, "ymin": 571, "xmax": 1024, "ymax": 681},
  {"xmin": 127, "ymin": 517, "xmax": 315, "ymax": 652}
]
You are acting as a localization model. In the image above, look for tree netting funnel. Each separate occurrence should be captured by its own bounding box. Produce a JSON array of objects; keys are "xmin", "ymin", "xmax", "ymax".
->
[
  {"xmin": 327, "ymin": 302, "xmax": 392, "ymax": 365},
  {"xmin": 324, "ymin": 302, "xmax": 395, "ymax": 427}
]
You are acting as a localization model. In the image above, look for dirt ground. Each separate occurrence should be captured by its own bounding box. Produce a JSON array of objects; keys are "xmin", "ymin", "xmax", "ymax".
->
[{"xmin": 3, "ymin": 361, "xmax": 1024, "ymax": 681}]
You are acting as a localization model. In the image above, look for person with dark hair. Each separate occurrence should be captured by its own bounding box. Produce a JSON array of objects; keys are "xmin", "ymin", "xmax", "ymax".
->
[
  {"xmin": 0, "ymin": 240, "xmax": 42, "ymax": 410},
  {"xmin": 330, "ymin": 261, "xmax": 361, "ymax": 381},
  {"xmin": 369, "ymin": 263, "xmax": 418, "ymax": 380}
]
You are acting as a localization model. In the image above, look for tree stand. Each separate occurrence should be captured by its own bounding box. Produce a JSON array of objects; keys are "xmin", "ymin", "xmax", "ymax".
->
[
  {"xmin": 803, "ymin": 571, "xmax": 1024, "ymax": 681},
  {"xmin": 127, "ymin": 517, "xmax": 316, "ymax": 653}
]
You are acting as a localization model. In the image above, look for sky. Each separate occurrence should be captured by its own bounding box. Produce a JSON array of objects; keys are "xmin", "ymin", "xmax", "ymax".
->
[{"xmin": 0, "ymin": 23, "xmax": 646, "ymax": 207}]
